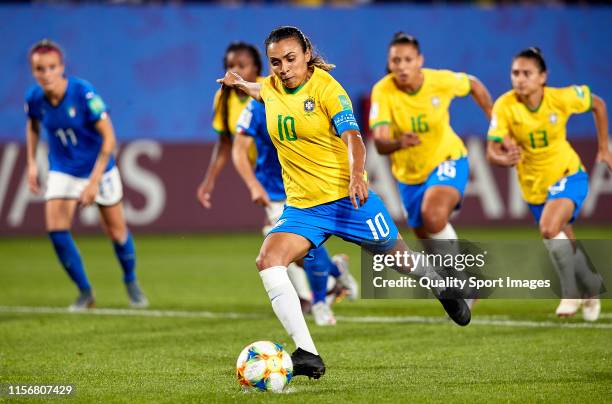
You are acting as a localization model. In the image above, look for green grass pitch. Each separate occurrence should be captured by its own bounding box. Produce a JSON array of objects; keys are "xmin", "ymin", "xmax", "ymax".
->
[{"xmin": 1, "ymin": 227, "xmax": 611, "ymax": 403}]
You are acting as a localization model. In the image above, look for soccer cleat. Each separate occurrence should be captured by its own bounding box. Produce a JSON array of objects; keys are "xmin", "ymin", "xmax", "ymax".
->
[
  {"xmin": 332, "ymin": 254, "xmax": 359, "ymax": 300},
  {"xmin": 555, "ymin": 299, "xmax": 581, "ymax": 317},
  {"xmin": 291, "ymin": 348, "xmax": 326, "ymax": 379},
  {"xmin": 68, "ymin": 290, "xmax": 95, "ymax": 312},
  {"xmin": 126, "ymin": 281, "xmax": 149, "ymax": 309},
  {"xmin": 312, "ymin": 301, "xmax": 337, "ymax": 326},
  {"xmin": 582, "ymin": 298, "xmax": 601, "ymax": 322},
  {"xmin": 434, "ymin": 288, "xmax": 471, "ymax": 326}
]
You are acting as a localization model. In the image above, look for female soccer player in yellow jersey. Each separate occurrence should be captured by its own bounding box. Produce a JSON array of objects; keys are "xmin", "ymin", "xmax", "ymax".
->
[
  {"xmin": 487, "ymin": 47, "xmax": 611, "ymax": 321},
  {"xmin": 218, "ymin": 26, "xmax": 472, "ymax": 379},
  {"xmin": 196, "ymin": 42, "xmax": 263, "ymax": 209},
  {"xmin": 370, "ymin": 32, "xmax": 493, "ymax": 241},
  {"xmin": 196, "ymin": 41, "xmax": 314, "ymax": 312}
]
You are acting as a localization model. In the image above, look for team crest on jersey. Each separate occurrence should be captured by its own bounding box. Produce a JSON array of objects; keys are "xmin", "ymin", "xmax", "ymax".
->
[
  {"xmin": 431, "ymin": 96, "xmax": 441, "ymax": 108},
  {"xmin": 68, "ymin": 107, "xmax": 76, "ymax": 118},
  {"xmin": 549, "ymin": 113, "xmax": 558, "ymax": 124},
  {"xmin": 304, "ymin": 96, "xmax": 316, "ymax": 113}
]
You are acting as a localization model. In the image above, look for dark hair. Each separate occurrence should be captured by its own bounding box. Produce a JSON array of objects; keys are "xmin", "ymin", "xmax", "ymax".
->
[
  {"xmin": 218, "ymin": 42, "xmax": 262, "ymax": 136},
  {"xmin": 264, "ymin": 26, "xmax": 335, "ymax": 72},
  {"xmin": 389, "ymin": 32, "xmax": 420, "ymax": 54},
  {"xmin": 29, "ymin": 39, "xmax": 64, "ymax": 63},
  {"xmin": 386, "ymin": 32, "xmax": 420, "ymax": 73},
  {"xmin": 514, "ymin": 47, "xmax": 547, "ymax": 72}
]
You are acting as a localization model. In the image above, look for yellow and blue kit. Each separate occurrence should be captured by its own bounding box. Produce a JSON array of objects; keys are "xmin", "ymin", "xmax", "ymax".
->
[
  {"xmin": 261, "ymin": 67, "xmax": 398, "ymax": 251},
  {"xmin": 369, "ymin": 69, "xmax": 471, "ymax": 228},
  {"xmin": 488, "ymin": 85, "xmax": 591, "ymax": 222}
]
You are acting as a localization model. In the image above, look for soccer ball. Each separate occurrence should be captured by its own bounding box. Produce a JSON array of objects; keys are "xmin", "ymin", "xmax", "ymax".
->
[{"xmin": 236, "ymin": 341, "xmax": 293, "ymax": 393}]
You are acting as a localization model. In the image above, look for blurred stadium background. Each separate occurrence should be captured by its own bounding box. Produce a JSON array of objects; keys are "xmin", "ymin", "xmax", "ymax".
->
[{"xmin": 1, "ymin": 2, "xmax": 611, "ymax": 235}]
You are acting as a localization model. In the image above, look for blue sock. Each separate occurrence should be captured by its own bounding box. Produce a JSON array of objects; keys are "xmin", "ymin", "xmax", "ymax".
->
[
  {"xmin": 303, "ymin": 246, "xmax": 336, "ymax": 304},
  {"xmin": 48, "ymin": 231, "xmax": 91, "ymax": 292},
  {"xmin": 113, "ymin": 231, "xmax": 136, "ymax": 283},
  {"xmin": 329, "ymin": 257, "xmax": 341, "ymax": 278}
]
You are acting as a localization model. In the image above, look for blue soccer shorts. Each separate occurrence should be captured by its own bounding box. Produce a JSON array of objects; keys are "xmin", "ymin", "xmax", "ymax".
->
[
  {"xmin": 397, "ymin": 157, "xmax": 469, "ymax": 228},
  {"xmin": 268, "ymin": 190, "xmax": 398, "ymax": 254},
  {"xmin": 528, "ymin": 170, "xmax": 589, "ymax": 224}
]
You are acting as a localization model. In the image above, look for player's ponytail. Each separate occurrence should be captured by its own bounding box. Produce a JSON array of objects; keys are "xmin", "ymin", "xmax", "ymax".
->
[
  {"xmin": 218, "ymin": 42, "xmax": 263, "ymax": 136},
  {"xmin": 265, "ymin": 26, "xmax": 335, "ymax": 72},
  {"xmin": 514, "ymin": 47, "xmax": 547, "ymax": 73}
]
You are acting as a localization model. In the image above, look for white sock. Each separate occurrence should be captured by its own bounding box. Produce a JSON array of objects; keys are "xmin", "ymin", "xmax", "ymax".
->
[
  {"xmin": 287, "ymin": 262, "xmax": 312, "ymax": 301},
  {"xmin": 543, "ymin": 232, "xmax": 579, "ymax": 298},
  {"xmin": 429, "ymin": 223, "xmax": 459, "ymax": 257},
  {"xmin": 574, "ymin": 247, "xmax": 603, "ymax": 297},
  {"xmin": 260, "ymin": 266, "xmax": 318, "ymax": 355},
  {"xmin": 429, "ymin": 223, "xmax": 458, "ymax": 240}
]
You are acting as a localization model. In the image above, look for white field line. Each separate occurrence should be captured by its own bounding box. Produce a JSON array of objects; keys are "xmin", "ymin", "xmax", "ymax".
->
[{"xmin": 0, "ymin": 306, "xmax": 610, "ymax": 329}]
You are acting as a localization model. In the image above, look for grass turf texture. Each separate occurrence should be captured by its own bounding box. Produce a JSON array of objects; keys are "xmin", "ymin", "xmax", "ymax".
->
[{"xmin": 1, "ymin": 227, "xmax": 611, "ymax": 403}]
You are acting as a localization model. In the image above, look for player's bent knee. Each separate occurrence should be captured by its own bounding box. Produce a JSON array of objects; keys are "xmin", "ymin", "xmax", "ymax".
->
[
  {"xmin": 422, "ymin": 208, "xmax": 447, "ymax": 234},
  {"xmin": 540, "ymin": 223, "xmax": 562, "ymax": 239},
  {"xmin": 256, "ymin": 247, "xmax": 292, "ymax": 271}
]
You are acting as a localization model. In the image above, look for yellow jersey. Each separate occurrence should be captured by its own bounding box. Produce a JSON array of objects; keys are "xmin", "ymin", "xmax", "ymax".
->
[
  {"xmin": 369, "ymin": 68, "xmax": 471, "ymax": 184},
  {"xmin": 488, "ymin": 85, "xmax": 591, "ymax": 204},
  {"xmin": 212, "ymin": 77, "xmax": 264, "ymax": 162},
  {"xmin": 260, "ymin": 67, "xmax": 359, "ymax": 208}
]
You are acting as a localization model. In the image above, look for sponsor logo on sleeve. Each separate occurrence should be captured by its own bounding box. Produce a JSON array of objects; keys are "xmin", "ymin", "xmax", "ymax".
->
[
  {"xmin": 338, "ymin": 94, "xmax": 352, "ymax": 111},
  {"xmin": 573, "ymin": 85, "xmax": 585, "ymax": 98},
  {"xmin": 88, "ymin": 95, "xmax": 106, "ymax": 115},
  {"xmin": 369, "ymin": 102, "xmax": 379, "ymax": 120}
]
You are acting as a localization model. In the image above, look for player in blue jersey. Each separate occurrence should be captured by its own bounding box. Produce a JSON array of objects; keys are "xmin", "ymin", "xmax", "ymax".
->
[
  {"xmin": 24, "ymin": 39, "xmax": 148, "ymax": 310},
  {"xmin": 232, "ymin": 98, "xmax": 360, "ymax": 326}
]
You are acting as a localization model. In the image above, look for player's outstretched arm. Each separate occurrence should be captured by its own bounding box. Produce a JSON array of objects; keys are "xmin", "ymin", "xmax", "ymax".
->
[
  {"xmin": 591, "ymin": 94, "xmax": 612, "ymax": 170},
  {"xmin": 468, "ymin": 75, "xmax": 493, "ymax": 120},
  {"xmin": 197, "ymin": 134, "xmax": 232, "ymax": 209},
  {"xmin": 341, "ymin": 130, "xmax": 368, "ymax": 208},
  {"xmin": 232, "ymin": 133, "xmax": 270, "ymax": 207},
  {"xmin": 216, "ymin": 72, "xmax": 262, "ymax": 102},
  {"xmin": 82, "ymin": 117, "xmax": 116, "ymax": 206},
  {"xmin": 25, "ymin": 118, "xmax": 41, "ymax": 194}
]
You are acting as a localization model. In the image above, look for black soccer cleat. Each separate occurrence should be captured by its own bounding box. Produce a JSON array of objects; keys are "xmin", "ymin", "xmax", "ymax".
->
[
  {"xmin": 436, "ymin": 289, "xmax": 471, "ymax": 326},
  {"xmin": 291, "ymin": 348, "xmax": 326, "ymax": 379}
]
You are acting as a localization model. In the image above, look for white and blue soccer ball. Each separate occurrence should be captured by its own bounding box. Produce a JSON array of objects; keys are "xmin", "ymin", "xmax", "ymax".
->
[{"xmin": 236, "ymin": 341, "xmax": 293, "ymax": 393}]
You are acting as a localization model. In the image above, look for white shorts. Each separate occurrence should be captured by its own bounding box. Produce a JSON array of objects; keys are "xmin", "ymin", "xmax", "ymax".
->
[
  {"xmin": 45, "ymin": 166, "xmax": 123, "ymax": 206},
  {"xmin": 262, "ymin": 201, "xmax": 286, "ymax": 236},
  {"xmin": 265, "ymin": 201, "xmax": 286, "ymax": 224}
]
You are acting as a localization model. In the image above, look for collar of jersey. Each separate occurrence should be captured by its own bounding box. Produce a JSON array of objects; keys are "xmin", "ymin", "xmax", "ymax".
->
[
  {"xmin": 521, "ymin": 88, "xmax": 545, "ymax": 113},
  {"xmin": 394, "ymin": 72, "xmax": 425, "ymax": 96},
  {"xmin": 44, "ymin": 76, "xmax": 71, "ymax": 109},
  {"xmin": 283, "ymin": 80, "xmax": 307, "ymax": 95},
  {"xmin": 282, "ymin": 68, "xmax": 317, "ymax": 95}
]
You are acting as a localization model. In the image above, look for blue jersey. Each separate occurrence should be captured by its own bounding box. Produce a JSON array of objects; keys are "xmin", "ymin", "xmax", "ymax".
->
[
  {"xmin": 236, "ymin": 99, "xmax": 286, "ymax": 201},
  {"xmin": 25, "ymin": 76, "xmax": 115, "ymax": 178}
]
